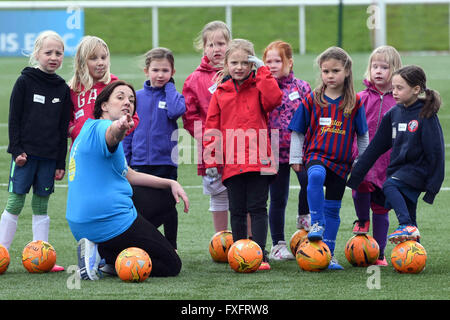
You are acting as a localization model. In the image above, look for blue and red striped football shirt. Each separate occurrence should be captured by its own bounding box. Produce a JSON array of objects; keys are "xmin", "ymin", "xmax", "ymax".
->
[{"xmin": 288, "ymin": 92, "xmax": 368, "ymax": 178}]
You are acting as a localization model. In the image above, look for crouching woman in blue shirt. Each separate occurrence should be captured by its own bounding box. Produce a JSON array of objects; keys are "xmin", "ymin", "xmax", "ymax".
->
[{"xmin": 66, "ymin": 80, "xmax": 189, "ymax": 280}]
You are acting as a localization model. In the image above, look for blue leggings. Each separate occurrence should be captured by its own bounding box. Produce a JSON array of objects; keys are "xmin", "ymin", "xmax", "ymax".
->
[{"xmin": 306, "ymin": 163, "xmax": 346, "ymax": 254}]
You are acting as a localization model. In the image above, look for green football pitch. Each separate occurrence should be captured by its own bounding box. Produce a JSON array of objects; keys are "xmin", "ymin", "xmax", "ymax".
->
[{"xmin": 0, "ymin": 53, "xmax": 449, "ymax": 303}]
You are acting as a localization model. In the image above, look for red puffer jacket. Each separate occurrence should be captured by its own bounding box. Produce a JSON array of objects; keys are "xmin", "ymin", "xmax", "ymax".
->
[{"xmin": 203, "ymin": 66, "xmax": 282, "ymax": 182}]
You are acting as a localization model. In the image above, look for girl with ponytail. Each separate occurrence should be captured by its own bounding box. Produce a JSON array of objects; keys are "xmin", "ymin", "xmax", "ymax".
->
[{"xmin": 348, "ymin": 65, "xmax": 445, "ymax": 244}]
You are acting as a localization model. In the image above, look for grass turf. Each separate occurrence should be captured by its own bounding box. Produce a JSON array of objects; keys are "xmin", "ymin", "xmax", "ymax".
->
[{"xmin": 0, "ymin": 52, "xmax": 449, "ymax": 302}]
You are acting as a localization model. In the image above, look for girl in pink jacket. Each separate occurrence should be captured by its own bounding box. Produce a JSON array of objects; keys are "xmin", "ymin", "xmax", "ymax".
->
[
  {"xmin": 351, "ymin": 46, "xmax": 402, "ymax": 265},
  {"xmin": 182, "ymin": 21, "xmax": 231, "ymax": 233}
]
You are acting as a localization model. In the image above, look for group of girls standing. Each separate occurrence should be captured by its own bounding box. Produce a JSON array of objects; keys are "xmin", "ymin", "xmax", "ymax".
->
[
  {"xmin": 186, "ymin": 21, "xmax": 444, "ymax": 271},
  {"xmin": 0, "ymin": 20, "xmax": 444, "ymax": 278}
]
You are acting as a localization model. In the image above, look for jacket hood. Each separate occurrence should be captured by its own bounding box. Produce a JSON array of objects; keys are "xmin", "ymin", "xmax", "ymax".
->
[
  {"xmin": 219, "ymin": 70, "xmax": 255, "ymax": 91},
  {"xmin": 398, "ymin": 98, "xmax": 424, "ymax": 112},
  {"xmin": 22, "ymin": 66, "xmax": 65, "ymax": 86},
  {"xmin": 197, "ymin": 55, "xmax": 221, "ymax": 73},
  {"xmin": 277, "ymin": 71, "xmax": 295, "ymax": 88},
  {"xmin": 363, "ymin": 79, "xmax": 392, "ymax": 95},
  {"xmin": 142, "ymin": 77, "xmax": 175, "ymax": 92}
]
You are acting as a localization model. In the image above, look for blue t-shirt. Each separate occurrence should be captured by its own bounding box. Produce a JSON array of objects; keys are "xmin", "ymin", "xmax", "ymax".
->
[{"xmin": 66, "ymin": 118, "xmax": 137, "ymax": 242}]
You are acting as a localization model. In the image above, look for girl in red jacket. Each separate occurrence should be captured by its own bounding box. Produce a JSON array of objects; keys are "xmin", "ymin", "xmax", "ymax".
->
[
  {"xmin": 203, "ymin": 39, "xmax": 282, "ymax": 270},
  {"xmin": 68, "ymin": 36, "xmax": 139, "ymax": 145},
  {"xmin": 182, "ymin": 21, "xmax": 231, "ymax": 233}
]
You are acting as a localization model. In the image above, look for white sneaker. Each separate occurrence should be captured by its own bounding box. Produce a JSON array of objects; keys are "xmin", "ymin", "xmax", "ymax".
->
[
  {"xmin": 296, "ymin": 214, "xmax": 311, "ymax": 231},
  {"xmin": 269, "ymin": 241, "xmax": 295, "ymax": 261},
  {"xmin": 77, "ymin": 238, "xmax": 102, "ymax": 280}
]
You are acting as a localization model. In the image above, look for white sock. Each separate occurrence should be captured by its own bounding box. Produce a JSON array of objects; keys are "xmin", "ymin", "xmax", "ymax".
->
[
  {"xmin": 32, "ymin": 215, "xmax": 50, "ymax": 242},
  {"xmin": 0, "ymin": 210, "xmax": 19, "ymax": 250}
]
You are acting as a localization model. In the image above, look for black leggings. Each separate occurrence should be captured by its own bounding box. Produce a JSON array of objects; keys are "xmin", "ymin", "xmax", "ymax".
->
[
  {"xmin": 132, "ymin": 186, "xmax": 178, "ymax": 249},
  {"xmin": 223, "ymin": 172, "xmax": 271, "ymax": 252},
  {"xmin": 98, "ymin": 214, "xmax": 182, "ymax": 277},
  {"xmin": 131, "ymin": 166, "xmax": 179, "ymax": 249}
]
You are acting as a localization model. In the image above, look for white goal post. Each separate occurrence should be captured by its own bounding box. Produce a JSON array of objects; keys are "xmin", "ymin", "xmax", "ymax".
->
[{"xmin": 1, "ymin": 0, "xmax": 449, "ymax": 54}]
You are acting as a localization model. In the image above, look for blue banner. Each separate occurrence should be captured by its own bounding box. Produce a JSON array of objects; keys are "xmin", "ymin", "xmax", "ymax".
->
[{"xmin": 0, "ymin": 8, "xmax": 84, "ymax": 56}]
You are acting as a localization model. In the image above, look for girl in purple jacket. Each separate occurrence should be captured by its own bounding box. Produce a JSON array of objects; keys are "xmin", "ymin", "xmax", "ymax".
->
[
  {"xmin": 263, "ymin": 41, "xmax": 311, "ymax": 261},
  {"xmin": 351, "ymin": 46, "xmax": 402, "ymax": 265},
  {"xmin": 122, "ymin": 47, "xmax": 186, "ymax": 250}
]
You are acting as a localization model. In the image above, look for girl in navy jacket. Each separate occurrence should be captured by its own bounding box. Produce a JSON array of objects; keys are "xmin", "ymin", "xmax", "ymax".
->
[
  {"xmin": 347, "ymin": 65, "xmax": 444, "ymax": 244},
  {"xmin": 0, "ymin": 31, "xmax": 71, "ymax": 272}
]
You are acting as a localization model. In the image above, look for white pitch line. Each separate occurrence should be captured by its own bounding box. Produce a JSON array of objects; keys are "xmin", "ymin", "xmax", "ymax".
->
[
  {"xmin": 0, "ymin": 183, "xmax": 203, "ymax": 189},
  {"xmin": 0, "ymin": 183, "xmax": 449, "ymax": 191}
]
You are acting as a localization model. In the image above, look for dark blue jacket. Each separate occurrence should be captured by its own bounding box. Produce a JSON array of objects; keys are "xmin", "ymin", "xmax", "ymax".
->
[
  {"xmin": 8, "ymin": 67, "xmax": 71, "ymax": 169},
  {"xmin": 347, "ymin": 99, "xmax": 445, "ymax": 204}
]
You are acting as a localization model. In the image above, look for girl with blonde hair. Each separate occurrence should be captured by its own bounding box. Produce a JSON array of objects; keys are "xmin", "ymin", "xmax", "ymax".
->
[
  {"xmin": 350, "ymin": 45, "xmax": 402, "ymax": 266},
  {"xmin": 68, "ymin": 36, "xmax": 139, "ymax": 144},
  {"xmin": 0, "ymin": 30, "xmax": 71, "ymax": 272},
  {"xmin": 182, "ymin": 21, "xmax": 231, "ymax": 233},
  {"xmin": 203, "ymin": 38, "xmax": 282, "ymax": 270}
]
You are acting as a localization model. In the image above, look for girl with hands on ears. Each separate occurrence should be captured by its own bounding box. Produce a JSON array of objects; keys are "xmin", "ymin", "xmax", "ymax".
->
[
  {"xmin": 248, "ymin": 55, "xmax": 265, "ymax": 70},
  {"xmin": 203, "ymin": 39, "xmax": 282, "ymax": 270}
]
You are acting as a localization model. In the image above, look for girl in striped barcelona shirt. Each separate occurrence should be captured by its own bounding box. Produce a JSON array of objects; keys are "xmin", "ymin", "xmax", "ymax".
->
[{"xmin": 288, "ymin": 46, "xmax": 369, "ymax": 270}]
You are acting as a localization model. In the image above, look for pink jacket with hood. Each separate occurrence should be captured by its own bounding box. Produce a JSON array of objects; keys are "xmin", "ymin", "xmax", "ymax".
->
[
  {"xmin": 352, "ymin": 79, "xmax": 396, "ymax": 189},
  {"xmin": 182, "ymin": 55, "xmax": 222, "ymax": 176}
]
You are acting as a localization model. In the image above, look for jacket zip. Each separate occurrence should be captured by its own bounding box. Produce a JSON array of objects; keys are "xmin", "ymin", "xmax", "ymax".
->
[{"xmin": 376, "ymin": 93, "xmax": 384, "ymax": 130}]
